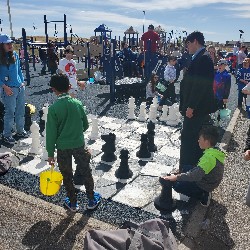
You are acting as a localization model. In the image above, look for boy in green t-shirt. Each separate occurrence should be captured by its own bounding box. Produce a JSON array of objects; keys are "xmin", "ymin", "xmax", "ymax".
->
[
  {"xmin": 46, "ymin": 74, "xmax": 101, "ymax": 212},
  {"xmin": 162, "ymin": 126, "xmax": 225, "ymax": 207}
]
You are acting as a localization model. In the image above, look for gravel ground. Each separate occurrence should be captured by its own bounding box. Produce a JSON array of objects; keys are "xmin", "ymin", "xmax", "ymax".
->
[{"xmin": 194, "ymin": 111, "xmax": 250, "ymax": 250}]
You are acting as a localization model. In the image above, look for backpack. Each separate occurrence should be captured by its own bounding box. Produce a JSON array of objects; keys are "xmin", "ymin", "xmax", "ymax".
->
[
  {"xmin": 0, "ymin": 153, "xmax": 12, "ymax": 176},
  {"xmin": 84, "ymin": 218, "xmax": 178, "ymax": 250}
]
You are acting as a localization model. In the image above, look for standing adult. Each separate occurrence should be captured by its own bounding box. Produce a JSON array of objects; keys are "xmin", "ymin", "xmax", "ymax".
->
[
  {"xmin": 207, "ymin": 45, "xmax": 219, "ymax": 72},
  {"xmin": 140, "ymin": 24, "xmax": 162, "ymax": 53},
  {"xmin": 0, "ymin": 34, "xmax": 26, "ymax": 144},
  {"xmin": 47, "ymin": 42, "xmax": 59, "ymax": 75},
  {"xmin": 237, "ymin": 45, "xmax": 247, "ymax": 72},
  {"xmin": 179, "ymin": 31, "xmax": 214, "ymax": 171},
  {"xmin": 118, "ymin": 42, "xmax": 133, "ymax": 77}
]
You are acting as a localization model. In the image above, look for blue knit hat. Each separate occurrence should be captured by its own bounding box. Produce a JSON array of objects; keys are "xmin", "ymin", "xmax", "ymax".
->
[{"xmin": 0, "ymin": 34, "xmax": 13, "ymax": 43}]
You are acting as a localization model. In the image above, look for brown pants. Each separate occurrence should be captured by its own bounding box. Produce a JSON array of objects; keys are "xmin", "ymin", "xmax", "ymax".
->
[{"xmin": 57, "ymin": 146, "xmax": 94, "ymax": 205}]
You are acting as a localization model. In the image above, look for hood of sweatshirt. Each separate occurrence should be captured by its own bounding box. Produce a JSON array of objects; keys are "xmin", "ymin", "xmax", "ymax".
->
[{"xmin": 198, "ymin": 147, "xmax": 226, "ymax": 174}]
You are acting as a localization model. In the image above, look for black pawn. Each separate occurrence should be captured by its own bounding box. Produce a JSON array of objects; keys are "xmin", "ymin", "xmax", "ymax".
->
[
  {"xmin": 115, "ymin": 149, "xmax": 133, "ymax": 179},
  {"xmin": 154, "ymin": 177, "xmax": 176, "ymax": 212},
  {"xmin": 147, "ymin": 121, "xmax": 157, "ymax": 152},
  {"xmin": 101, "ymin": 133, "xmax": 117, "ymax": 162},
  {"xmin": 136, "ymin": 133, "xmax": 151, "ymax": 158}
]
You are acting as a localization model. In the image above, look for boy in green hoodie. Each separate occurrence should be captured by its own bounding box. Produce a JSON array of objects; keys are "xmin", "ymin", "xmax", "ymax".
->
[
  {"xmin": 162, "ymin": 126, "xmax": 225, "ymax": 207},
  {"xmin": 46, "ymin": 74, "xmax": 101, "ymax": 212}
]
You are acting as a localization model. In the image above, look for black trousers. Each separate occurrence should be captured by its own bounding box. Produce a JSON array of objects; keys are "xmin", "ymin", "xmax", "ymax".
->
[{"xmin": 180, "ymin": 115, "xmax": 205, "ymax": 171}]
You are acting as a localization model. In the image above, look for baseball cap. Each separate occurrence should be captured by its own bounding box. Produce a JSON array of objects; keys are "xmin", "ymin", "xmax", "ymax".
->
[
  {"xmin": 217, "ymin": 59, "xmax": 227, "ymax": 65},
  {"xmin": 0, "ymin": 34, "xmax": 13, "ymax": 44},
  {"xmin": 148, "ymin": 24, "xmax": 154, "ymax": 30}
]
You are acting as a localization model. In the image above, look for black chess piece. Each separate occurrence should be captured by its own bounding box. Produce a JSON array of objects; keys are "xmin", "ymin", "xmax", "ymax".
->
[
  {"xmin": 154, "ymin": 177, "xmax": 177, "ymax": 212},
  {"xmin": 136, "ymin": 133, "xmax": 151, "ymax": 158},
  {"xmin": 115, "ymin": 149, "xmax": 133, "ymax": 179},
  {"xmin": 147, "ymin": 121, "xmax": 157, "ymax": 152},
  {"xmin": 101, "ymin": 133, "xmax": 117, "ymax": 162}
]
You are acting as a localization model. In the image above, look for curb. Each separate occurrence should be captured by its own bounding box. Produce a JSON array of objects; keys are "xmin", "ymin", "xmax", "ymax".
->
[{"xmin": 178, "ymin": 107, "xmax": 241, "ymax": 249}]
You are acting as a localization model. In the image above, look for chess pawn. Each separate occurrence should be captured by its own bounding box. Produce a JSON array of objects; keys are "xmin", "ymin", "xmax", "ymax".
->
[
  {"xmin": 41, "ymin": 103, "xmax": 49, "ymax": 137},
  {"xmin": 152, "ymin": 96, "xmax": 158, "ymax": 107},
  {"xmin": 159, "ymin": 105, "xmax": 169, "ymax": 122},
  {"xmin": 89, "ymin": 118, "xmax": 99, "ymax": 140},
  {"xmin": 154, "ymin": 177, "xmax": 176, "ymax": 212},
  {"xmin": 147, "ymin": 121, "xmax": 157, "ymax": 152},
  {"xmin": 166, "ymin": 103, "xmax": 181, "ymax": 126},
  {"xmin": 128, "ymin": 97, "xmax": 136, "ymax": 120},
  {"xmin": 136, "ymin": 133, "xmax": 151, "ymax": 159},
  {"xmin": 138, "ymin": 102, "xmax": 147, "ymax": 122},
  {"xmin": 30, "ymin": 121, "xmax": 42, "ymax": 154},
  {"xmin": 115, "ymin": 149, "xmax": 133, "ymax": 179},
  {"xmin": 148, "ymin": 104, "xmax": 157, "ymax": 123}
]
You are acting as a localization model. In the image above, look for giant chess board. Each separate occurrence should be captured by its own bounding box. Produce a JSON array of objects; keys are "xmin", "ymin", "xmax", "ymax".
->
[{"xmin": 1, "ymin": 113, "xmax": 191, "ymax": 219}]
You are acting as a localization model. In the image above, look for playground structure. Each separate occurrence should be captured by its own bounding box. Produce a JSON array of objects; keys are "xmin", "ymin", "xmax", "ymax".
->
[{"xmin": 21, "ymin": 14, "xmax": 185, "ymax": 99}]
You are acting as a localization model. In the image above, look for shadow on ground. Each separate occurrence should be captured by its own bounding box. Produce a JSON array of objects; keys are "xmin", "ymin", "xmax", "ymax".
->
[
  {"xmin": 194, "ymin": 200, "xmax": 235, "ymax": 250},
  {"xmin": 22, "ymin": 214, "xmax": 89, "ymax": 249}
]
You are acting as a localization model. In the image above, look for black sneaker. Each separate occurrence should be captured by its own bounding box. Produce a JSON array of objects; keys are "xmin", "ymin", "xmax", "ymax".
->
[
  {"xmin": 15, "ymin": 131, "xmax": 29, "ymax": 138},
  {"xmin": 3, "ymin": 136, "xmax": 16, "ymax": 144},
  {"xmin": 200, "ymin": 192, "xmax": 212, "ymax": 207}
]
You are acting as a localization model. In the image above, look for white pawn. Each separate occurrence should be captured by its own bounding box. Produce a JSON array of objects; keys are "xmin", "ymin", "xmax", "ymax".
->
[
  {"xmin": 29, "ymin": 121, "xmax": 42, "ymax": 155},
  {"xmin": 42, "ymin": 103, "xmax": 49, "ymax": 137},
  {"xmin": 159, "ymin": 105, "xmax": 169, "ymax": 122},
  {"xmin": 152, "ymin": 96, "xmax": 158, "ymax": 107},
  {"xmin": 148, "ymin": 104, "xmax": 157, "ymax": 123},
  {"xmin": 128, "ymin": 97, "xmax": 136, "ymax": 120},
  {"xmin": 166, "ymin": 103, "xmax": 181, "ymax": 126},
  {"xmin": 89, "ymin": 118, "xmax": 99, "ymax": 140},
  {"xmin": 138, "ymin": 102, "xmax": 147, "ymax": 122},
  {"xmin": 41, "ymin": 103, "xmax": 49, "ymax": 160}
]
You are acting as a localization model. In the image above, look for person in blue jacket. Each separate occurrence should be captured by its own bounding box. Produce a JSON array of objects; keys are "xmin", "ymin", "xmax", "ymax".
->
[
  {"xmin": 236, "ymin": 58, "xmax": 250, "ymax": 108},
  {"xmin": 213, "ymin": 59, "xmax": 231, "ymax": 122},
  {"xmin": 0, "ymin": 34, "xmax": 26, "ymax": 144}
]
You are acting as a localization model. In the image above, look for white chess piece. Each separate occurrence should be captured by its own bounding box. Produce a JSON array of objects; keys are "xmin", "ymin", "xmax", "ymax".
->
[
  {"xmin": 89, "ymin": 118, "xmax": 99, "ymax": 140},
  {"xmin": 42, "ymin": 103, "xmax": 49, "ymax": 137},
  {"xmin": 127, "ymin": 97, "xmax": 136, "ymax": 120},
  {"xmin": 166, "ymin": 103, "xmax": 181, "ymax": 125},
  {"xmin": 138, "ymin": 102, "xmax": 147, "ymax": 122},
  {"xmin": 148, "ymin": 104, "xmax": 157, "ymax": 123},
  {"xmin": 152, "ymin": 96, "xmax": 158, "ymax": 107},
  {"xmin": 41, "ymin": 103, "xmax": 49, "ymax": 159},
  {"xmin": 159, "ymin": 105, "xmax": 169, "ymax": 121},
  {"xmin": 29, "ymin": 121, "xmax": 42, "ymax": 154}
]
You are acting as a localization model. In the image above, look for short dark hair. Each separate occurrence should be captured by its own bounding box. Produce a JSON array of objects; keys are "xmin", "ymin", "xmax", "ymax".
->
[
  {"xmin": 49, "ymin": 73, "xmax": 70, "ymax": 92},
  {"xmin": 199, "ymin": 126, "xmax": 219, "ymax": 147},
  {"xmin": 185, "ymin": 31, "xmax": 205, "ymax": 46},
  {"xmin": 168, "ymin": 56, "xmax": 177, "ymax": 62}
]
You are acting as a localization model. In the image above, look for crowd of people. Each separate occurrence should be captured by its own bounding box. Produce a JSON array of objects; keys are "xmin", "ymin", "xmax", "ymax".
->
[{"xmin": 0, "ymin": 27, "xmax": 250, "ymax": 215}]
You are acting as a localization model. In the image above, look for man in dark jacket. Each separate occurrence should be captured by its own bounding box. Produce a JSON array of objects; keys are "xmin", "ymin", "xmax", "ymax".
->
[{"xmin": 179, "ymin": 31, "xmax": 215, "ymax": 171}]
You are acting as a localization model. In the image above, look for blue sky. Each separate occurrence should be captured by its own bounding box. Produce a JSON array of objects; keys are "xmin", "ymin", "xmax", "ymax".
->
[{"xmin": 1, "ymin": 0, "xmax": 250, "ymax": 43}]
